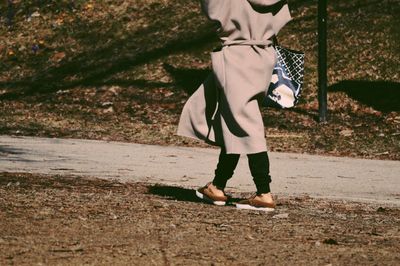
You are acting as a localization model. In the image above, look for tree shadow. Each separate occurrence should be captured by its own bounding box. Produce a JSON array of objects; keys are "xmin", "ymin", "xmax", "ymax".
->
[
  {"xmin": 0, "ymin": 146, "xmax": 26, "ymax": 155},
  {"xmin": 163, "ymin": 63, "xmax": 210, "ymax": 96},
  {"xmin": 0, "ymin": 30, "xmax": 215, "ymax": 100},
  {"xmin": 330, "ymin": 0, "xmax": 383, "ymax": 12},
  {"xmin": 0, "ymin": 145, "xmax": 40, "ymax": 163},
  {"xmin": 0, "ymin": 0, "xmax": 333, "ymax": 103},
  {"xmin": 0, "ymin": 5, "xmax": 217, "ymax": 100},
  {"xmin": 329, "ymin": 80, "xmax": 400, "ymax": 112},
  {"xmin": 289, "ymin": 107, "xmax": 320, "ymax": 122},
  {"xmin": 287, "ymin": 0, "xmax": 314, "ymax": 10}
]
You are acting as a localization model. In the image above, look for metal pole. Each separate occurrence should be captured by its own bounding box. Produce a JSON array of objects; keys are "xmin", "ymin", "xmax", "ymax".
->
[{"xmin": 318, "ymin": 0, "xmax": 328, "ymax": 122}]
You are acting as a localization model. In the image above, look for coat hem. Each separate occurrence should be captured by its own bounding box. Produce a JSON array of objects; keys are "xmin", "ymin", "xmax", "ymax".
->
[
  {"xmin": 176, "ymin": 129, "xmax": 268, "ymax": 155},
  {"xmin": 176, "ymin": 129, "xmax": 221, "ymax": 148}
]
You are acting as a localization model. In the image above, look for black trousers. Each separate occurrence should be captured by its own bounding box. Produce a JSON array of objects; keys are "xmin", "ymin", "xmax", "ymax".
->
[{"xmin": 212, "ymin": 148, "xmax": 272, "ymax": 194}]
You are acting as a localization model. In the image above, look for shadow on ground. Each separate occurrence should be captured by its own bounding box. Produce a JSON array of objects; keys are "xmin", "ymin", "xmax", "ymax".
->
[
  {"xmin": 0, "ymin": 2, "xmax": 217, "ymax": 100},
  {"xmin": 163, "ymin": 63, "xmax": 209, "ymax": 95},
  {"xmin": 147, "ymin": 184, "xmax": 243, "ymax": 204},
  {"xmin": 0, "ymin": 146, "xmax": 26, "ymax": 155},
  {"xmin": 329, "ymin": 80, "xmax": 400, "ymax": 112},
  {"xmin": 147, "ymin": 185, "xmax": 202, "ymax": 203},
  {"xmin": 0, "ymin": 28, "xmax": 215, "ymax": 100}
]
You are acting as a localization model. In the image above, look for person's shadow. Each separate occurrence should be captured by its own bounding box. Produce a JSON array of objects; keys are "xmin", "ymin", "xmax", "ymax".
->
[
  {"xmin": 147, "ymin": 184, "xmax": 242, "ymax": 204},
  {"xmin": 147, "ymin": 185, "xmax": 202, "ymax": 203}
]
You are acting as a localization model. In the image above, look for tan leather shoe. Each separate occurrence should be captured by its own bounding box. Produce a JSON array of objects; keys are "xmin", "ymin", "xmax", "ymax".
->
[
  {"xmin": 196, "ymin": 182, "xmax": 229, "ymax": 206},
  {"xmin": 236, "ymin": 194, "xmax": 276, "ymax": 211}
]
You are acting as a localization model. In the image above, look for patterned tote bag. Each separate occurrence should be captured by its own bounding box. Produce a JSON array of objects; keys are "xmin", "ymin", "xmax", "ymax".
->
[{"xmin": 264, "ymin": 45, "xmax": 305, "ymax": 108}]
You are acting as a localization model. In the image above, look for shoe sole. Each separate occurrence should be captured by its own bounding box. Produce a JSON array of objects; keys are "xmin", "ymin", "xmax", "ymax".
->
[
  {"xmin": 195, "ymin": 190, "xmax": 226, "ymax": 206},
  {"xmin": 235, "ymin": 203, "xmax": 275, "ymax": 212}
]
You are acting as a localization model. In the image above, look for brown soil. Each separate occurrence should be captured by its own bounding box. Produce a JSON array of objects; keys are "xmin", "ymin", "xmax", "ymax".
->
[{"xmin": 1, "ymin": 173, "xmax": 399, "ymax": 265}]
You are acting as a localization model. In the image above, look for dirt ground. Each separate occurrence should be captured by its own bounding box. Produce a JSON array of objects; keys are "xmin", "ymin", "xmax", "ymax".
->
[{"xmin": 1, "ymin": 172, "xmax": 399, "ymax": 265}]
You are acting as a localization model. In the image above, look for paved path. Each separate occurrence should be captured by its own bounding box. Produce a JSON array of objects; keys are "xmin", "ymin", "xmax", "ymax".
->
[{"xmin": 1, "ymin": 135, "xmax": 399, "ymax": 206}]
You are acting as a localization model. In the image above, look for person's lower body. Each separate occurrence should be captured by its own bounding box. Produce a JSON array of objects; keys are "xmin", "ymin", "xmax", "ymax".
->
[
  {"xmin": 196, "ymin": 147, "xmax": 275, "ymax": 210},
  {"xmin": 212, "ymin": 147, "xmax": 271, "ymax": 194}
]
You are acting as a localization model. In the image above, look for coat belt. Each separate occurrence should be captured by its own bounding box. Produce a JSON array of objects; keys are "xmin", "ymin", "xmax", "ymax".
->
[{"xmin": 222, "ymin": 39, "xmax": 273, "ymax": 47}]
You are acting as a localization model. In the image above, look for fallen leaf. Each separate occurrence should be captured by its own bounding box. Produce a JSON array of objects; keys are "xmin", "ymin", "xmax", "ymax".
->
[
  {"xmin": 374, "ymin": 151, "xmax": 389, "ymax": 156},
  {"xmin": 273, "ymin": 213, "xmax": 289, "ymax": 219},
  {"xmin": 31, "ymin": 11, "xmax": 41, "ymax": 17},
  {"xmin": 51, "ymin": 52, "xmax": 66, "ymax": 62},
  {"xmin": 339, "ymin": 129, "xmax": 354, "ymax": 137},
  {"xmin": 101, "ymin": 102, "xmax": 113, "ymax": 107}
]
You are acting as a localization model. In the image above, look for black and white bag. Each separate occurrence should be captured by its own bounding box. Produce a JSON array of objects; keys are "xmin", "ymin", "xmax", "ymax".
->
[{"xmin": 264, "ymin": 44, "xmax": 305, "ymax": 108}]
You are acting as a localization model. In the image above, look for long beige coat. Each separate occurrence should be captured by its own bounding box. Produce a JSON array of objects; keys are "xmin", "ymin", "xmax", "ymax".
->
[{"xmin": 177, "ymin": 0, "xmax": 292, "ymax": 154}]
